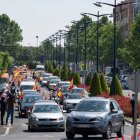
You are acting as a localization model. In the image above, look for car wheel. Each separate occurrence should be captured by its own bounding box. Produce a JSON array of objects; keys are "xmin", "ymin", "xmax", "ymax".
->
[
  {"xmin": 82, "ymin": 134, "xmax": 88, "ymax": 139},
  {"xmin": 102, "ymin": 124, "xmax": 112, "ymax": 139},
  {"xmin": 66, "ymin": 131, "xmax": 75, "ymax": 139},
  {"xmin": 117, "ymin": 124, "xmax": 124, "ymax": 138}
]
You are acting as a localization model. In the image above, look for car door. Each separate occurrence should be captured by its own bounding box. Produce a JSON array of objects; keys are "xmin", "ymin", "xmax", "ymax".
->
[{"xmin": 109, "ymin": 101, "xmax": 119, "ymax": 132}]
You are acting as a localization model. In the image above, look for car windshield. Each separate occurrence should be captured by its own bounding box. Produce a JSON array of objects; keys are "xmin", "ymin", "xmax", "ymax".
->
[
  {"xmin": 43, "ymin": 77, "xmax": 49, "ymax": 81},
  {"xmin": 50, "ymin": 80, "xmax": 59, "ymax": 83},
  {"xmin": 24, "ymin": 91, "xmax": 38, "ymax": 95},
  {"xmin": 20, "ymin": 85, "xmax": 34, "ymax": 91},
  {"xmin": 33, "ymin": 104, "xmax": 61, "ymax": 113},
  {"xmin": 36, "ymin": 68, "xmax": 44, "ymax": 71},
  {"xmin": 71, "ymin": 89, "xmax": 84, "ymax": 94},
  {"xmin": 59, "ymin": 83, "xmax": 70, "ymax": 87},
  {"xmin": 74, "ymin": 100, "xmax": 109, "ymax": 112},
  {"xmin": 23, "ymin": 96, "xmax": 42, "ymax": 103},
  {"xmin": 67, "ymin": 94, "xmax": 82, "ymax": 99}
]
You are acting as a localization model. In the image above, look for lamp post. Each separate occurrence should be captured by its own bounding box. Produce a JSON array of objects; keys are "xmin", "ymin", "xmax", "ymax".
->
[
  {"xmin": 83, "ymin": 12, "xmax": 111, "ymax": 73},
  {"xmin": 95, "ymin": 1, "xmax": 137, "ymax": 139},
  {"xmin": 58, "ymin": 30, "xmax": 62, "ymax": 70}
]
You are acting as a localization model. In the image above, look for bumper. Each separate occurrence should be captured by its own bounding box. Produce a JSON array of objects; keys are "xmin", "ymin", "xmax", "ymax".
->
[
  {"xmin": 29, "ymin": 120, "xmax": 65, "ymax": 130},
  {"xmin": 67, "ymin": 122, "xmax": 107, "ymax": 135}
]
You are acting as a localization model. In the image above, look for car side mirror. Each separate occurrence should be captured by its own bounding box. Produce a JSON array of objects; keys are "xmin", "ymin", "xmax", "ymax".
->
[{"xmin": 111, "ymin": 109, "xmax": 118, "ymax": 113}]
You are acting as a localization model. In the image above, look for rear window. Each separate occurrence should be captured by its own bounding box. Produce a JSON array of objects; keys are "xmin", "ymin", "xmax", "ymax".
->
[{"xmin": 20, "ymin": 85, "xmax": 34, "ymax": 91}]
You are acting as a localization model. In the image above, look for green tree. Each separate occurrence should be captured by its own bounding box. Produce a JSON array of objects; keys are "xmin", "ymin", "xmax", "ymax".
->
[
  {"xmin": 100, "ymin": 73, "xmax": 109, "ymax": 93},
  {"xmin": 121, "ymin": 12, "xmax": 140, "ymax": 69},
  {"xmin": 61, "ymin": 70, "xmax": 68, "ymax": 81},
  {"xmin": 90, "ymin": 72, "xmax": 102, "ymax": 96},
  {"xmin": 110, "ymin": 75, "xmax": 123, "ymax": 96},
  {"xmin": 73, "ymin": 72, "xmax": 81, "ymax": 85},
  {"xmin": 0, "ymin": 14, "xmax": 23, "ymax": 53},
  {"xmin": 53, "ymin": 69, "xmax": 60, "ymax": 77},
  {"xmin": 48, "ymin": 63, "xmax": 54, "ymax": 73},
  {"xmin": 85, "ymin": 72, "xmax": 92, "ymax": 86}
]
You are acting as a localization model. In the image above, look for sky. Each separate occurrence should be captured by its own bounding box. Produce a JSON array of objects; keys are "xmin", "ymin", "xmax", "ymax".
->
[{"xmin": 0, "ymin": 0, "xmax": 122, "ymax": 47}]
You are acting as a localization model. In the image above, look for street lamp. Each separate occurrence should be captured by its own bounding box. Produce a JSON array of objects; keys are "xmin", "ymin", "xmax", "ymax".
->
[
  {"xmin": 58, "ymin": 30, "xmax": 62, "ymax": 70},
  {"xmin": 83, "ymin": 12, "xmax": 111, "ymax": 73}
]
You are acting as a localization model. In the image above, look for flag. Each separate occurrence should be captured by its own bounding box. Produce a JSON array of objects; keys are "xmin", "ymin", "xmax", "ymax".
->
[
  {"xmin": 69, "ymin": 79, "xmax": 73, "ymax": 92},
  {"xmin": 57, "ymin": 89, "xmax": 63, "ymax": 98}
]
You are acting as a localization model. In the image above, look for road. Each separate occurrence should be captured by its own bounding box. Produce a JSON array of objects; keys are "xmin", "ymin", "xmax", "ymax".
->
[{"xmin": 0, "ymin": 87, "xmax": 139, "ymax": 140}]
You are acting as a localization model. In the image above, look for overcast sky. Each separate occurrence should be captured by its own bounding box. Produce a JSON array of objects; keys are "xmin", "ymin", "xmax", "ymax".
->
[{"xmin": 0, "ymin": 0, "xmax": 122, "ymax": 46}]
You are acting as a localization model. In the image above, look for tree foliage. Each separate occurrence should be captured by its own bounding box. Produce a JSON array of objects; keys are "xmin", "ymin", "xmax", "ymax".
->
[
  {"xmin": 100, "ymin": 73, "xmax": 109, "ymax": 93},
  {"xmin": 85, "ymin": 72, "xmax": 92, "ymax": 86},
  {"xmin": 53, "ymin": 69, "xmax": 60, "ymax": 77},
  {"xmin": 90, "ymin": 72, "xmax": 102, "ymax": 96},
  {"xmin": 73, "ymin": 72, "xmax": 81, "ymax": 85}
]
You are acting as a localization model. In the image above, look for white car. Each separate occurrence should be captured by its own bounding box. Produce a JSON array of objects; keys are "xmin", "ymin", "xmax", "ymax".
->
[{"xmin": 28, "ymin": 101, "xmax": 65, "ymax": 131}]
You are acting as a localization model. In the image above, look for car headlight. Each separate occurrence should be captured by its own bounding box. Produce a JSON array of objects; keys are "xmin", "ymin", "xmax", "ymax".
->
[
  {"xmin": 58, "ymin": 117, "xmax": 64, "ymax": 121},
  {"xmin": 31, "ymin": 114, "xmax": 38, "ymax": 121},
  {"xmin": 96, "ymin": 116, "xmax": 103, "ymax": 121}
]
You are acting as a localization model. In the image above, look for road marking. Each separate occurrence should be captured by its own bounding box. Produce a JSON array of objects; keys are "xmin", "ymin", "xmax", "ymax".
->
[
  {"xmin": 29, "ymin": 134, "xmax": 54, "ymax": 138},
  {"xmin": 0, "ymin": 127, "xmax": 10, "ymax": 136}
]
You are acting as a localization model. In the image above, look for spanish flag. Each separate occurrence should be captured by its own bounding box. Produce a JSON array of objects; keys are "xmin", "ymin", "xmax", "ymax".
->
[
  {"xmin": 57, "ymin": 89, "xmax": 63, "ymax": 98},
  {"xmin": 69, "ymin": 79, "xmax": 73, "ymax": 92}
]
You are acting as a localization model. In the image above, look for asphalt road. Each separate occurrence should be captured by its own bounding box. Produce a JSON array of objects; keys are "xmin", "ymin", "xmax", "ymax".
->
[{"xmin": 0, "ymin": 87, "xmax": 139, "ymax": 140}]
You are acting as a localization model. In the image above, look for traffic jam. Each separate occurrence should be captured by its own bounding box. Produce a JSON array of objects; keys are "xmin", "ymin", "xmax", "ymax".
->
[{"xmin": 0, "ymin": 64, "xmax": 125, "ymax": 139}]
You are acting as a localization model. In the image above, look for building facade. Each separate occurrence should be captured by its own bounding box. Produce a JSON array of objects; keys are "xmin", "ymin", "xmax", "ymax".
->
[{"xmin": 116, "ymin": 0, "xmax": 140, "ymax": 37}]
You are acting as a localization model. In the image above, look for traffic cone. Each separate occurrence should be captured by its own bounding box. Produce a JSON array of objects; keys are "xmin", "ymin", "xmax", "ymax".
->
[
  {"xmin": 116, "ymin": 136, "xmax": 118, "ymax": 140},
  {"xmin": 122, "ymin": 135, "xmax": 124, "ymax": 140}
]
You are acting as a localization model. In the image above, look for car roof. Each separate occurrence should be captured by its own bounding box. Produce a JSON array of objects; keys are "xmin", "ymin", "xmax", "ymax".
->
[
  {"xmin": 20, "ymin": 81, "xmax": 35, "ymax": 86},
  {"xmin": 24, "ymin": 94, "xmax": 41, "ymax": 97},
  {"xmin": 83, "ymin": 97, "xmax": 110, "ymax": 101},
  {"xmin": 58, "ymin": 81, "xmax": 70, "ymax": 83},
  {"xmin": 34, "ymin": 101, "xmax": 58, "ymax": 106},
  {"xmin": 35, "ymin": 100, "xmax": 55, "ymax": 103},
  {"xmin": 23, "ymin": 90, "xmax": 37, "ymax": 92}
]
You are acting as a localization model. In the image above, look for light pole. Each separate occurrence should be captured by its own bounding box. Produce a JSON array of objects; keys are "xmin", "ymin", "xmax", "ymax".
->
[
  {"xmin": 83, "ymin": 12, "xmax": 111, "ymax": 73},
  {"xmin": 95, "ymin": 1, "xmax": 137, "ymax": 139},
  {"xmin": 58, "ymin": 30, "xmax": 62, "ymax": 70}
]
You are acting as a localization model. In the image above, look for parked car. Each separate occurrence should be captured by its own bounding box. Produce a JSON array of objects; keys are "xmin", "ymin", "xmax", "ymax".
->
[
  {"xmin": 28, "ymin": 100, "xmax": 65, "ymax": 131},
  {"xmin": 63, "ymin": 93, "xmax": 89, "ymax": 113},
  {"xmin": 66, "ymin": 97, "xmax": 124, "ymax": 139}
]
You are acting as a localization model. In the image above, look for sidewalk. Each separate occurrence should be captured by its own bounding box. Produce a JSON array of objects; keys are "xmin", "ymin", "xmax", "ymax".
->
[
  {"xmin": 125, "ymin": 117, "xmax": 140, "ymax": 128},
  {"xmin": 0, "ymin": 125, "xmax": 6, "ymax": 135}
]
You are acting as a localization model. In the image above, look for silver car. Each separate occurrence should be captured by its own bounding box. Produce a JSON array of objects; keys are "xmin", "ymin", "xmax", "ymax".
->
[
  {"xmin": 66, "ymin": 97, "xmax": 124, "ymax": 139},
  {"xmin": 28, "ymin": 101, "xmax": 65, "ymax": 131}
]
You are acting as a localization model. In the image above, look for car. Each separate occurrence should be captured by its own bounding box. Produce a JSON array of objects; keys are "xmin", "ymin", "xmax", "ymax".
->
[
  {"xmin": 18, "ymin": 94, "xmax": 43, "ymax": 117},
  {"xmin": 42, "ymin": 73, "xmax": 52, "ymax": 78},
  {"xmin": 105, "ymin": 76, "xmax": 112, "ymax": 87},
  {"xmin": 48, "ymin": 79, "xmax": 61, "ymax": 91},
  {"xmin": 121, "ymin": 77, "xmax": 128, "ymax": 89},
  {"xmin": 40, "ymin": 77, "xmax": 49, "ymax": 86},
  {"xmin": 53, "ymin": 81, "xmax": 70, "ymax": 92},
  {"xmin": 63, "ymin": 93, "xmax": 89, "ymax": 113},
  {"xmin": 70, "ymin": 88, "xmax": 89, "ymax": 95},
  {"xmin": 28, "ymin": 101, "xmax": 65, "ymax": 131},
  {"xmin": 66, "ymin": 97, "xmax": 124, "ymax": 139},
  {"xmin": 47, "ymin": 76, "xmax": 60, "ymax": 87}
]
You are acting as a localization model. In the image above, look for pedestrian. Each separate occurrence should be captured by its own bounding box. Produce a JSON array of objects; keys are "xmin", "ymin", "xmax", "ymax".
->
[
  {"xmin": 6, "ymin": 93, "xmax": 15, "ymax": 126},
  {"xmin": 130, "ymin": 94, "xmax": 135, "ymax": 125},
  {"xmin": 0, "ymin": 89, "xmax": 7, "ymax": 125},
  {"xmin": 10, "ymin": 82, "xmax": 16, "ymax": 95}
]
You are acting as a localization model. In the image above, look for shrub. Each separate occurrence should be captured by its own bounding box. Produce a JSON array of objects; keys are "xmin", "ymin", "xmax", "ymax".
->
[
  {"xmin": 100, "ymin": 73, "xmax": 109, "ymax": 94},
  {"xmin": 62, "ymin": 64, "xmax": 68, "ymax": 72},
  {"xmin": 27, "ymin": 61, "xmax": 37, "ymax": 69},
  {"xmin": 52, "ymin": 62, "xmax": 57, "ymax": 70},
  {"xmin": 90, "ymin": 72, "xmax": 102, "ymax": 96},
  {"xmin": 110, "ymin": 75, "xmax": 123, "ymax": 96},
  {"xmin": 61, "ymin": 70, "xmax": 68, "ymax": 81},
  {"xmin": 49, "ymin": 63, "xmax": 54, "ymax": 73},
  {"xmin": 73, "ymin": 72, "xmax": 81, "ymax": 86},
  {"xmin": 85, "ymin": 72, "xmax": 92, "ymax": 86},
  {"xmin": 45, "ymin": 63, "xmax": 49, "ymax": 72},
  {"xmin": 53, "ymin": 69, "xmax": 60, "ymax": 77}
]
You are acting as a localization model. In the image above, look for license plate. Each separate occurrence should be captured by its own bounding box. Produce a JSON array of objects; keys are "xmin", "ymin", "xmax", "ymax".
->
[{"xmin": 77, "ymin": 124, "xmax": 90, "ymax": 128}]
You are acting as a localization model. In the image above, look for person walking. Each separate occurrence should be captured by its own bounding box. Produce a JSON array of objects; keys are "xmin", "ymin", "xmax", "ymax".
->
[
  {"xmin": 6, "ymin": 93, "xmax": 15, "ymax": 126},
  {"xmin": 0, "ymin": 89, "xmax": 7, "ymax": 125},
  {"xmin": 130, "ymin": 94, "xmax": 135, "ymax": 125},
  {"xmin": 10, "ymin": 82, "xmax": 16, "ymax": 95}
]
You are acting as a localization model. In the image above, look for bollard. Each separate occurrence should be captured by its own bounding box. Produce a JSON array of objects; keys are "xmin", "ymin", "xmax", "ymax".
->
[
  {"xmin": 131, "ymin": 135, "xmax": 134, "ymax": 140},
  {"xmin": 122, "ymin": 135, "xmax": 124, "ymax": 140},
  {"xmin": 116, "ymin": 136, "xmax": 118, "ymax": 140},
  {"xmin": 137, "ymin": 132, "xmax": 140, "ymax": 140}
]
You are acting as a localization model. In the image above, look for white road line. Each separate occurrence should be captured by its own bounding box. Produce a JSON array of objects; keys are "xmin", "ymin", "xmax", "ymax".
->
[
  {"xmin": 0, "ymin": 127, "xmax": 10, "ymax": 137},
  {"xmin": 29, "ymin": 135, "xmax": 54, "ymax": 138}
]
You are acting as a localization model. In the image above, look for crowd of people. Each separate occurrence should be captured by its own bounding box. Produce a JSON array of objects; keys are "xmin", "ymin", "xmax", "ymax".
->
[{"xmin": 0, "ymin": 82, "xmax": 16, "ymax": 126}]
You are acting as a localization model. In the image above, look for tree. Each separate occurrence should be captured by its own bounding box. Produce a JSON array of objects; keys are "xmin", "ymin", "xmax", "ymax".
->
[
  {"xmin": 61, "ymin": 70, "xmax": 68, "ymax": 81},
  {"xmin": 53, "ymin": 69, "xmax": 60, "ymax": 77},
  {"xmin": 0, "ymin": 14, "xmax": 23, "ymax": 53},
  {"xmin": 121, "ymin": 12, "xmax": 140, "ymax": 69},
  {"xmin": 90, "ymin": 72, "xmax": 102, "ymax": 96},
  {"xmin": 110, "ymin": 75, "xmax": 123, "ymax": 96},
  {"xmin": 48, "ymin": 63, "xmax": 53, "ymax": 73},
  {"xmin": 100, "ymin": 73, "xmax": 109, "ymax": 93},
  {"xmin": 73, "ymin": 72, "xmax": 81, "ymax": 86},
  {"xmin": 85, "ymin": 72, "xmax": 92, "ymax": 86}
]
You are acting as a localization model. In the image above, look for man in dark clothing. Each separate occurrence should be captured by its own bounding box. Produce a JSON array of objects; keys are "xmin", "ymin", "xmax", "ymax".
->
[
  {"xmin": 130, "ymin": 94, "xmax": 135, "ymax": 125},
  {"xmin": 6, "ymin": 93, "xmax": 15, "ymax": 126},
  {"xmin": 10, "ymin": 82, "xmax": 16, "ymax": 95},
  {"xmin": 0, "ymin": 90, "xmax": 7, "ymax": 125}
]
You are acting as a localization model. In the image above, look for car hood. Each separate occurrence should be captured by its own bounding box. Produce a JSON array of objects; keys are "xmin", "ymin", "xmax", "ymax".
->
[
  {"xmin": 33, "ymin": 113, "xmax": 63, "ymax": 119},
  {"xmin": 65, "ymin": 99, "xmax": 82, "ymax": 104},
  {"xmin": 71, "ymin": 111, "xmax": 108, "ymax": 118},
  {"xmin": 42, "ymin": 81, "xmax": 47, "ymax": 83},
  {"xmin": 22, "ymin": 103, "xmax": 33, "ymax": 108},
  {"xmin": 49, "ymin": 84, "xmax": 56, "ymax": 86}
]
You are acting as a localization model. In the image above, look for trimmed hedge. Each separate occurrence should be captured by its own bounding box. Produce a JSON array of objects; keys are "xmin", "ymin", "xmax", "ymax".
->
[{"xmin": 73, "ymin": 72, "xmax": 81, "ymax": 86}]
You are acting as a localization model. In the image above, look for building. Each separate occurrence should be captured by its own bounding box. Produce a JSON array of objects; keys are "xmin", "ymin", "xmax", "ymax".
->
[{"xmin": 116, "ymin": 0, "xmax": 140, "ymax": 37}]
